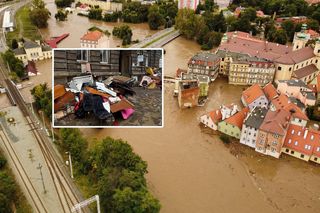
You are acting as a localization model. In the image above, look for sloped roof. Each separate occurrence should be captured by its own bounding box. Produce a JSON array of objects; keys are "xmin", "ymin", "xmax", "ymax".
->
[
  {"xmin": 224, "ymin": 107, "xmax": 249, "ymax": 129},
  {"xmin": 263, "ymin": 83, "xmax": 278, "ymax": 101},
  {"xmin": 293, "ymin": 64, "xmax": 318, "ymax": 79},
  {"xmin": 244, "ymin": 106, "xmax": 268, "ymax": 129},
  {"xmin": 81, "ymin": 30, "xmax": 103, "ymax": 41},
  {"xmin": 24, "ymin": 41, "xmax": 40, "ymax": 49},
  {"xmin": 13, "ymin": 48, "xmax": 26, "ymax": 55},
  {"xmin": 208, "ymin": 110, "xmax": 222, "ymax": 124},
  {"xmin": 219, "ymin": 31, "xmax": 316, "ymax": 65},
  {"xmin": 260, "ymin": 109, "xmax": 291, "ymax": 135},
  {"xmin": 242, "ymin": 84, "xmax": 265, "ymax": 105},
  {"xmin": 284, "ymin": 124, "xmax": 320, "ymax": 156}
]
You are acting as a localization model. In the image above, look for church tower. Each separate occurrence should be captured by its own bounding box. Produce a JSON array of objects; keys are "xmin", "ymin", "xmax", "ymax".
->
[{"xmin": 292, "ymin": 24, "xmax": 310, "ymax": 51}]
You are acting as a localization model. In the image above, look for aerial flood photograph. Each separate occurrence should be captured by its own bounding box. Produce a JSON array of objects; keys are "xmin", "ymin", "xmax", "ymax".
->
[{"xmin": 0, "ymin": 0, "xmax": 320, "ymax": 212}]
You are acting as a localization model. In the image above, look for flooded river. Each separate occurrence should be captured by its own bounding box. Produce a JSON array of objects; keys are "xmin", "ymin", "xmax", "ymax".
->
[
  {"xmin": 20, "ymin": 1, "xmax": 320, "ymax": 212},
  {"xmin": 40, "ymin": 0, "xmax": 159, "ymax": 48}
]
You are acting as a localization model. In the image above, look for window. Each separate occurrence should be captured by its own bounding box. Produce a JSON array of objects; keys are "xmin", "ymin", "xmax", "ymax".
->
[
  {"xmin": 291, "ymin": 130, "xmax": 295, "ymax": 134},
  {"xmin": 300, "ymin": 154, "xmax": 304, "ymax": 158},
  {"xmin": 297, "ymin": 131, "xmax": 301, "ymax": 136},
  {"xmin": 100, "ymin": 50, "xmax": 109, "ymax": 63},
  {"xmin": 272, "ymin": 141, "xmax": 277, "ymax": 146},
  {"xmin": 311, "ymin": 135, "xmax": 314, "ymax": 140},
  {"xmin": 314, "ymin": 157, "xmax": 318, "ymax": 161},
  {"xmin": 285, "ymin": 149, "xmax": 289, "ymax": 153},
  {"xmin": 277, "ymin": 66, "xmax": 282, "ymax": 70},
  {"xmin": 294, "ymin": 141, "xmax": 298, "ymax": 146},
  {"xmin": 317, "ymin": 147, "xmax": 320, "ymax": 152},
  {"xmin": 271, "ymin": 148, "xmax": 275, "ymax": 152},
  {"xmin": 291, "ymin": 150, "xmax": 294, "ymax": 154},
  {"xmin": 77, "ymin": 50, "xmax": 88, "ymax": 61}
]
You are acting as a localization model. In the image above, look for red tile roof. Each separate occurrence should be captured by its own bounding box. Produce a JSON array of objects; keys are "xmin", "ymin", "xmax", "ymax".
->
[
  {"xmin": 224, "ymin": 107, "xmax": 249, "ymax": 129},
  {"xmin": 209, "ymin": 110, "xmax": 222, "ymax": 124},
  {"xmin": 306, "ymin": 0, "xmax": 320, "ymax": 4},
  {"xmin": 293, "ymin": 64, "xmax": 318, "ymax": 79},
  {"xmin": 176, "ymin": 68, "xmax": 187, "ymax": 78},
  {"xmin": 81, "ymin": 30, "xmax": 103, "ymax": 41},
  {"xmin": 219, "ymin": 31, "xmax": 315, "ymax": 65},
  {"xmin": 242, "ymin": 84, "xmax": 265, "ymax": 104},
  {"xmin": 260, "ymin": 109, "xmax": 291, "ymax": 135},
  {"xmin": 284, "ymin": 124, "xmax": 320, "ymax": 156},
  {"xmin": 263, "ymin": 83, "xmax": 278, "ymax": 101},
  {"xmin": 271, "ymin": 94, "xmax": 309, "ymax": 120}
]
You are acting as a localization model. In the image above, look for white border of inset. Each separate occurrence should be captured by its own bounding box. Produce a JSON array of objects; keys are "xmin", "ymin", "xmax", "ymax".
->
[{"xmin": 52, "ymin": 48, "xmax": 164, "ymax": 129}]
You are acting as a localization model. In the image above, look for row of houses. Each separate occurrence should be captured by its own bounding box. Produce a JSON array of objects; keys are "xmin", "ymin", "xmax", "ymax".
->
[
  {"xmin": 185, "ymin": 27, "xmax": 320, "ymax": 88},
  {"xmin": 200, "ymin": 79, "xmax": 320, "ymax": 164}
]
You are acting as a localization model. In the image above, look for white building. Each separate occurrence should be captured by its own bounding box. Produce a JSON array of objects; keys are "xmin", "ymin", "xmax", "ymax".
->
[
  {"xmin": 178, "ymin": 0, "xmax": 200, "ymax": 10},
  {"xmin": 13, "ymin": 40, "xmax": 52, "ymax": 64},
  {"xmin": 80, "ymin": 30, "xmax": 110, "ymax": 48},
  {"xmin": 3, "ymin": 10, "xmax": 14, "ymax": 32}
]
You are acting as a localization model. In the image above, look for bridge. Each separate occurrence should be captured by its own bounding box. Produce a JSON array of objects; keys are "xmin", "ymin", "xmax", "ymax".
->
[{"xmin": 131, "ymin": 27, "xmax": 181, "ymax": 48}]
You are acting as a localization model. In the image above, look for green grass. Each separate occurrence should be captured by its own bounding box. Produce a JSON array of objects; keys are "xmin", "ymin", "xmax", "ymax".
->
[
  {"xmin": 141, "ymin": 29, "xmax": 175, "ymax": 47},
  {"xmin": 6, "ymin": 5, "xmax": 42, "ymax": 46}
]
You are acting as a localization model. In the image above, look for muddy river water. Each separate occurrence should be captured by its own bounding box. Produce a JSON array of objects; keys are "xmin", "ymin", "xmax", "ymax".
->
[{"xmin": 20, "ymin": 1, "xmax": 320, "ymax": 212}]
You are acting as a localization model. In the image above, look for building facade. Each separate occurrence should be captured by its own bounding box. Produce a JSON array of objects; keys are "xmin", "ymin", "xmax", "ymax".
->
[
  {"xmin": 188, "ymin": 52, "xmax": 220, "ymax": 81},
  {"xmin": 241, "ymin": 84, "xmax": 269, "ymax": 110},
  {"xmin": 80, "ymin": 30, "xmax": 110, "ymax": 48},
  {"xmin": 178, "ymin": 0, "xmax": 199, "ymax": 10},
  {"xmin": 240, "ymin": 107, "xmax": 268, "ymax": 148},
  {"xmin": 255, "ymin": 109, "xmax": 291, "ymax": 158},
  {"xmin": 13, "ymin": 40, "xmax": 52, "ymax": 64},
  {"xmin": 54, "ymin": 49, "xmax": 162, "ymax": 83}
]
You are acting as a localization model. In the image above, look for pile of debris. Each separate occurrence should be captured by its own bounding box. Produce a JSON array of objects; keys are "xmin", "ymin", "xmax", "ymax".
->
[{"xmin": 54, "ymin": 75, "xmax": 136, "ymax": 125}]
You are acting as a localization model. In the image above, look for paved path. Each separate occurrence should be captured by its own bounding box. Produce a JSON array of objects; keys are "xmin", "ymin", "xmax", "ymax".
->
[{"xmin": 131, "ymin": 27, "xmax": 180, "ymax": 48}]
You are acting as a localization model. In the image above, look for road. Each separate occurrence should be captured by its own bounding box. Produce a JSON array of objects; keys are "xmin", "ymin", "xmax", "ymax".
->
[
  {"xmin": 0, "ymin": 58, "xmax": 90, "ymax": 212},
  {"xmin": 131, "ymin": 27, "xmax": 180, "ymax": 48}
]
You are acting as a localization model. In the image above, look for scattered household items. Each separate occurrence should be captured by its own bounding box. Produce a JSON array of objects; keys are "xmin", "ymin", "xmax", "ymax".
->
[{"xmin": 54, "ymin": 74, "xmax": 138, "ymax": 125}]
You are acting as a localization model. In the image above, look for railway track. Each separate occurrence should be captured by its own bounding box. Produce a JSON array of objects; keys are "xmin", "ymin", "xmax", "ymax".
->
[{"xmin": 0, "ymin": 61, "xmax": 89, "ymax": 212}]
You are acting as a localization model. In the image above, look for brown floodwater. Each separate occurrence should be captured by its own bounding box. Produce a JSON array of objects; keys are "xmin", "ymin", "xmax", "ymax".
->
[
  {"xmin": 19, "ymin": 2, "xmax": 320, "ymax": 212},
  {"xmin": 40, "ymin": 0, "xmax": 159, "ymax": 48}
]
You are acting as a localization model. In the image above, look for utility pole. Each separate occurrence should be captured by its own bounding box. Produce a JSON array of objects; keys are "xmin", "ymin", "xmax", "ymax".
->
[
  {"xmin": 37, "ymin": 163, "xmax": 47, "ymax": 194},
  {"xmin": 66, "ymin": 152, "xmax": 74, "ymax": 179},
  {"xmin": 51, "ymin": 126, "xmax": 55, "ymax": 142}
]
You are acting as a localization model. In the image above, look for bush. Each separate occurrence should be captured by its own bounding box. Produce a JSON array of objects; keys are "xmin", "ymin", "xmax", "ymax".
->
[
  {"xmin": 55, "ymin": 0, "xmax": 73, "ymax": 8},
  {"xmin": 112, "ymin": 25, "xmax": 132, "ymax": 45},
  {"xmin": 0, "ymin": 156, "xmax": 6, "ymax": 169},
  {"xmin": 219, "ymin": 134, "xmax": 231, "ymax": 144}
]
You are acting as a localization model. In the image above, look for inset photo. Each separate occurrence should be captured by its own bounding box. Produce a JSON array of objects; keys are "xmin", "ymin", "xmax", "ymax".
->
[{"xmin": 53, "ymin": 49, "xmax": 163, "ymax": 127}]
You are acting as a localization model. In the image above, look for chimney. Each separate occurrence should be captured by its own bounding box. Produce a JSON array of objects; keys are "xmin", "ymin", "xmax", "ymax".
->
[
  {"xmin": 312, "ymin": 123, "xmax": 319, "ymax": 131},
  {"xmin": 35, "ymin": 40, "xmax": 41, "ymax": 46}
]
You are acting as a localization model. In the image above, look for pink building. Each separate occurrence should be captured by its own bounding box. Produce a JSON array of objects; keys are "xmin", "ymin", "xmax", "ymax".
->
[{"xmin": 178, "ymin": 0, "xmax": 200, "ymax": 10}]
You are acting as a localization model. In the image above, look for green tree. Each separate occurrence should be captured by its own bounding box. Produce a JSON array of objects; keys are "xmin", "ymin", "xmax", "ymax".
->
[
  {"xmin": 1, "ymin": 50, "xmax": 25, "ymax": 78},
  {"xmin": 55, "ymin": 9, "xmax": 68, "ymax": 21},
  {"xmin": 11, "ymin": 39, "xmax": 18, "ymax": 49},
  {"xmin": 0, "ymin": 171, "xmax": 17, "ymax": 201},
  {"xmin": 307, "ymin": 19, "xmax": 319, "ymax": 31},
  {"xmin": 148, "ymin": 5, "xmax": 165, "ymax": 30},
  {"xmin": 30, "ymin": 83, "xmax": 52, "ymax": 119},
  {"xmin": 122, "ymin": 2, "xmax": 149, "ymax": 23},
  {"xmin": 88, "ymin": 8, "xmax": 103, "ymax": 20},
  {"xmin": 55, "ymin": 0, "xmax": 73, "ymax": 8},
  {"xmin": 29, "ymin": 0, "xmax": 51, "ymax": 28},
  {"xmin": 0, "ymin": 193, "xmax": 12, "ymax": 213},
  {"xmin": 112, "ymin": 187, "xmax": 160, "ymax": 213},
  {"xmin": 240, "ymin": 7, "xmax": 257, "ymax": 21},
  {"xmin": 112, "ymin": 25, "xmax": 132, "ymax": 45},
  {"xmin": 175, "ymin": 9, "xmax": 206, "ymax": 39},
  {"xmin": 281, "ymin": 20, "xmax": 295, "ymax": 41}
]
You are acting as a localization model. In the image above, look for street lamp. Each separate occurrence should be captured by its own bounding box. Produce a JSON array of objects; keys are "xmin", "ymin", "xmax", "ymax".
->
[{"xmin": 65, "ymin": 152, "xmax": 74, "ymax": 179}]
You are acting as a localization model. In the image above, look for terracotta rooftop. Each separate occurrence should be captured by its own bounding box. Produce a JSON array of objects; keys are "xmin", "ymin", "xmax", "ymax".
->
[
  {"xmin": 208, "ymin": 110, "xmax": 222, "ymax": 124},
  {"xmin": 284, "ymin": 124, "xmax": 320, "ymax": 156},
  {"xmin": 176, "ymin": 68, "xmax": 187, "ymax": 78},
  {"xmin": 260, "ymin": 109, "xmax": 291, "ymax": 135},
  {"xmin": 306, "ymin": 0, "xmax": 320, "ymax": 4},
  {"xmin": 242, "ymin": 84, "xmax": 265, "ymax": 104},
  {"xmin": 271, "ymin": 94, "xmax": 309, "ymax": 120},
  {"xmin": 224, "ymin": 107, "xmax": 249, "ymax": 129},
  {"xmin": 263, "ymin": 83, "xmax": 278, "ymax": 101},
  {"xmin": 81, "ymin": 30, "xmax": 103, "ymax": 41},
  {"xmin": 219, "ymin": 31, "xmax": 316, "ymax": 65},
  {"xmin": 293, "ymin": 64, "xmax": 318, "ymax": 79}
]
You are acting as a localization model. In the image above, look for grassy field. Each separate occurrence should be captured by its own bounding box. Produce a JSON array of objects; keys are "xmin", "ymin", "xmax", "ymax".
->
[{"xmin": 6, "ymin": 5, "xmax": 42, "ymax": 46}]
